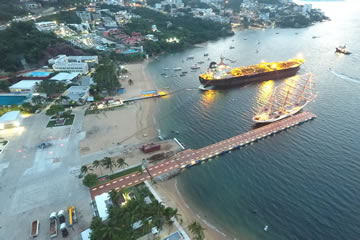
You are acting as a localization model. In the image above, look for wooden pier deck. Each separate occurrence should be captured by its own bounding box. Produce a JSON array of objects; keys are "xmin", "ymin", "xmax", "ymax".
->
[{"xmin": 90, "ymin": 112, "xmax": 316, "ymax": 199}]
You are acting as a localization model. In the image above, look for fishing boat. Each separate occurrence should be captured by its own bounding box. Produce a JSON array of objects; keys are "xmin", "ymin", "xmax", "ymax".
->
[
  {"xmin": 335, "ymin": 45, "xmax": 351, "ymax": 55},
  {"xmin": 187, "ymin": 56, "xmax": 194, "ymax": 60},
  {"xmin": 198, "ymin": 61, "xmax": 205, "ymax": 64},
  {"xmin": 173, "ymin": 67, "xmax": 182, "ymax": 71},
  {"xmin": 253, "ymin": 73, "xmax": 316, "ymax": 123},
  {"xmin": 191, "ymin": 64, "xmax": 200, "ymax": 70}
]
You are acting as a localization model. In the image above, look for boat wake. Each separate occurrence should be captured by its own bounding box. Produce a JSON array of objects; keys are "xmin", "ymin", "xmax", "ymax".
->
[{"xmin": 330, "ymin": 70, "xmax": 360, "ymax": 83}]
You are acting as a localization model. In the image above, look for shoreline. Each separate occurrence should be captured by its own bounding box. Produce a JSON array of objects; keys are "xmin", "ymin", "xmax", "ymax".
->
[{"xmin": 153, "ymin": 178, "xmax": 233, "ymax": 240}]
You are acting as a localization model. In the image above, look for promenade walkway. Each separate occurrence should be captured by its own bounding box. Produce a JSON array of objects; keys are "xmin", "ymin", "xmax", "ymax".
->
[{"xmin": 90, "ymin": 112, "xmax": 316, "ymax": 199}]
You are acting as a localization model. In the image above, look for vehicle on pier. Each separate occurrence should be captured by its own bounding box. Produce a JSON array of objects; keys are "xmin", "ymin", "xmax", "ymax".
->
[
  {"xmin": 49, "ymin": 212, "xmax": 57, "ymax": 238},
  {"xmin": 253, "ymin": 73, "xmax": 316, "ymax": 123},
  {"xmin": 31, "ymin": 220, "xmax": 40, "ymax": 237},
  {"xmin": 58, "ymin": 210, "xmax": 69, "ymax": 237}
]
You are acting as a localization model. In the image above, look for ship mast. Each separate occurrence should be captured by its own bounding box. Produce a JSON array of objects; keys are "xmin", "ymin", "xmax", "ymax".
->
[{"xmin": 296, "ymin": 74, "xmax": 310, "ymax": 104}]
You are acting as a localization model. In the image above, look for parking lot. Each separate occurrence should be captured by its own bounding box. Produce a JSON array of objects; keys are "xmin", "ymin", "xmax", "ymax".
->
[{"xmin": 0, "ymin": 108, "xmax": 94, "ymax": 239}]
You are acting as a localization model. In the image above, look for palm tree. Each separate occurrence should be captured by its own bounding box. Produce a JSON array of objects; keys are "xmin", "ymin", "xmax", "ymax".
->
[
  {"xmin": 80, "ymin": 165, "xmax": 93, "ymax": 175},
  {"xmin": 109, "ymin": 189, "xmax": 121, "ymax": 206},
  {"xmin": 101, "ymin": 157, "xmax": 115, "ymax": 173},
  {"xmin": 188, "ymin": 221, "xmax": 205, "ymax": 240},
  {"xmin": 92, "ymin": 160, "xmax": 103, "ymax": 176},
  {"xmin": 116, "ymin": 158, "xmax": 128, "ymax": 169}
]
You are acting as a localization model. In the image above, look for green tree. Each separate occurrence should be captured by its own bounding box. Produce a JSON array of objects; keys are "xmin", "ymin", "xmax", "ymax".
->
[
  {"xmin": 46, "ymin": 104, "xmax": 65, "ymax": 116},
  {"xmin": 92, "ymin": 160, "xmax": 103, "ymax": 176},
  {"xmin": 93, "ymin": 58, "xmax": 120, "ymax": 96},
  {"xmin": 83, "ymin": 173, "xmax": 98, "ymax": 188},
  {"xmin": 32, "ymin": 95, "xmax": 46, "ymax": 106},
  {"xmin": 101, "ymin": 157, "xmax": 116, "ymax": 173},
  {"xmin": 36, "ymin": 81, "xmax": 67, "ymax": 96},
  {"xmin": 116, "ymin": 158, "xmax": 128, "ymax": 169},
  {"xmin": 188, "ymin": 221, "xmax": 205, "ymax": 240},
  {"xmin": 81, "ymin": 165, "xmax": 93, "ymax": 175}
]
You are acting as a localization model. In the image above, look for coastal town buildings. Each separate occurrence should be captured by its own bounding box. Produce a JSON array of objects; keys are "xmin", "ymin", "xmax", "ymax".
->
[{"xmin": 48, "ymin": 55, "xmax": 98, "ymax": 74}]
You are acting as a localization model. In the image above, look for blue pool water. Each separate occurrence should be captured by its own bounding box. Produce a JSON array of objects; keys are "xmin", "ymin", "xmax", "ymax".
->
[{"xmin": 0, "ymin": 96, "xmax": 27, "ymax": 106}]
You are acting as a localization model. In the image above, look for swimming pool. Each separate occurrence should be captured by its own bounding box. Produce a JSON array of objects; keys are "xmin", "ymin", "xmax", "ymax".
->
[{"xmin": 0, "ymin": 95, "xmax": 27, "ymax": 105}]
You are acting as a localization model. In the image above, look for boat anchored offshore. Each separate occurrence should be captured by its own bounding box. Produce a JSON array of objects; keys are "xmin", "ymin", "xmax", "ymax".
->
[
  {"xmin": 335, "ymin": 45, "xmax": 351, "ymax": 55},
  {"xmin": 253, "ymin": 73, "xmax": 316, "ymax": 123},
  {"xmin": 191, "ymin": 64, "xmax": 201, "ymax": 70},
  {"xmin": 199, "ymin": 57, "xmax": 304, "ymax": 88}
]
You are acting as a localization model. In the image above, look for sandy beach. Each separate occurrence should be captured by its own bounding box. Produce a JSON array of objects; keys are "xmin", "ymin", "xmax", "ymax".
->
[
  {"xmin": 80, "ymin": 60, "xmax": 158, "ymax": 155},
  {"xmin": 153, "ymin": 178, "xmax": 232, "ymax": 240}
]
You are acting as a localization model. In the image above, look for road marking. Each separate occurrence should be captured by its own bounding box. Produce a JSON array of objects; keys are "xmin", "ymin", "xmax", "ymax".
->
[
  {"xmin": 113, "ymin": 180, "xmax": 117, "ymax": 183},
  {"xmin": 155, "ymin": 166, "xmax": 159, "ymax": 169},
  {"xmin": 169, "ymin": 167, "xmax": 173, "ymax": 170},
  {"xmin": 119, "ymin": 179, "xmax": 123, "ymax": 181},
  {"xmin": 140, "ymin": 177, "xmax": 145, "ymax": 181},
  {"xmin": 170, "ymin": 160, "xmax": 175, "ymax": 162},
  {"xmin": 115, "ymin": 187, "xmax": 120, "ymax": 190},
  {"xmin": 175, "ymin": 164, "xmax": 179, "ymax": 167},
  {"xmin": 158, "ymin": 171, "xmax": 162, "ymax": 174},
  {"xmin": 135, "ymin": 180, "xmax": 139, "ymax": 183},
  {"xmin": 99, "ymin": 186, "xmax": 104, "ymax": 189},
  {"xmin": 164, "ymin": 168, "xmax": 168, "ymax": 171},
  {"xmin": 126, "ymin": 176, "xmax": 130, "ymax": 179},
  {"xmin": 92, "ymin": 188, "xmax": 97, "ymax": 191},
  {"xmin": 131, "ymin": 174, "xmax": 136, "ymax": 177},
  {"xmin": 122, "ymin": 185, "xmax": 125, "ymax": 188},
  {"xmin": 149, "ymin": 168, "xmax": 153, "ymax": 170},
  {"xmin": 146, "ymin": 176, "xmax": 151, "ymax": 179},
  {"xmin": 128, "ymin": 182, "xmax": 132, "ymax": 185},
  {"xmin": 106, "ymin": 183, "xmax": 110, "ymax": 186},
  {"xmin": 166, "ymin": 162, "xmax": 169, "ymax": 164},
  {"xmin": 160, "ymin": 164, "xmax": 164, "ymax": 166}
]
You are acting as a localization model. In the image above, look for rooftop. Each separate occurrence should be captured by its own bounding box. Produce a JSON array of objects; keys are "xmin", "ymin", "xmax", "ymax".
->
[
  {"xmin": 0, "ymin": 111, "xmax": 21, "ymax": 123},
  {"xmin": 94, "ymin": 192, "xmax": 110, "ymax": 221},
  {"xmin": 51, "ymin": 72, "xmax": 80, "ymax": 81},
  {"xmin": 9, "ymin": 80, "xmax": 42, "ymax": 89},
  {"xmin": 162, "ymin": 231, "xmax": 183, "ymax": 240}
]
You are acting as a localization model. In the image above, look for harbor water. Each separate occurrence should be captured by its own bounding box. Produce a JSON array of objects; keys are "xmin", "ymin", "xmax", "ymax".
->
[{"xmin": 147, "ymin": 1, "xmax": 360, "ymax": 239}]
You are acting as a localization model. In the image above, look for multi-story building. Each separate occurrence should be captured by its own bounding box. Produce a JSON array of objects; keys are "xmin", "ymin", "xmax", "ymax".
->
[
  {"xmin": 48, "ymin": 55, "xmax": 98, "ymax": 74},
  {"xmin": 35, "ymin": 21, "xmax": 57, "ymax": 32}
]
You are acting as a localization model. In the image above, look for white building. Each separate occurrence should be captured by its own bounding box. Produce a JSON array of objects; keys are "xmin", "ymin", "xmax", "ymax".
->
[
  {"xmin": 9, "ymin": 80, "xmax": 42, "ymax": 94},
  {"xmin": 48, "ymin": 55, "xmax": 98, "ymax": 74},
  {"xmin": 64, "ymin": 86, "xmax": 90, "ymax": 104},
  {"xmin": 53, "ymin": 62, "xmax": 88, "ymax": 74},
  {"xmin": 35, "ymin": 21, "xmax": 57, "ymax": 32},
  {"xmin": 94, "ymin": 192, "xmax": 111, "ymax": 221},
  {"xmin": 50, "ymin": 72, "xmax": 80, "ymax": 84},
  {"xmin": 0, "ymin": 111, "xmax": 22, "ymax": 130}
]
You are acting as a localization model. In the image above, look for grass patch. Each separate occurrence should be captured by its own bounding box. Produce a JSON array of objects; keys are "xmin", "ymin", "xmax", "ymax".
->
[
  {"xmin": 46, "ymin": 114, "xmax": 75, "ymax": 128},
  {"xmin": 109, "ymin": 165, "xmax": 142, "ymax": 180}
]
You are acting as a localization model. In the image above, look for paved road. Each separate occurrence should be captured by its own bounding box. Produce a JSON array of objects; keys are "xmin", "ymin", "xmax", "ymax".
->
[
  {"xmin": 90, "ymin": 112, "xmax": 316, "ymax": 199},
  {"xmin": 0, "ymin": 107, "xmax": 93, "ymax": 240}
]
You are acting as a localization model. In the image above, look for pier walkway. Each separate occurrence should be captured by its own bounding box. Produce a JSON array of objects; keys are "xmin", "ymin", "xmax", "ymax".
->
[{"xmin": 90, "ymin": 112, "xmax": 316, "ymax": 199}]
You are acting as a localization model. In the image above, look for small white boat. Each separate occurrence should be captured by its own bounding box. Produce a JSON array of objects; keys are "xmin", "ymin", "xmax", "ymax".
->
[
  {"xmin": 173, "ymin": 67, "xmax": 182, "ymax": 71},
  {"xmin": 191, "ymin": 64, "xmax": 200, "ymax": 70},
  {"xmin": 163, "ymin": 67, "xmax": 170, "ymax": 70},
  {"xmin": 264, "ymin": 225, "xmax": 268, "ymax": 231}
]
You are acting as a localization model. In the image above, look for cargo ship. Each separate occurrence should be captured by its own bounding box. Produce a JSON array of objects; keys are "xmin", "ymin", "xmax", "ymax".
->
[
  {"xmin": 199, "ymin": 57, "xmax": 304, "ymax": 88},
  {"xmin": 253, "ymin": 73, "xmax": 316, "ymax": 123}
]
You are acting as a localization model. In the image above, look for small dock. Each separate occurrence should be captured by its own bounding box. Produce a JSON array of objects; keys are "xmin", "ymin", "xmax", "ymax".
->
[{"xmin": 90, "ymin": 112, "xmax": 316, "ymax": 199}]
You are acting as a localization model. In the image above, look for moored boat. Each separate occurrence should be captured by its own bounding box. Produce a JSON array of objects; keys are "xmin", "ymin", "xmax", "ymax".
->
[
  {"xmin": 335, "ymin": 45, "xmax": 351, "ymax": 55},
  {"xmin": 199, "ymin": 57, "xmax": 304, "ymax": 88},
  {"xmin": 253, "ymin": 73, "xmax": 316, "ymax": 123},
  {"xmin": 191, "ymin": 64, "xmax": 200, "ymax": 70},
  {"xmin": 173, "ymin": 67, "xmax": 182, "ymax": 71}
]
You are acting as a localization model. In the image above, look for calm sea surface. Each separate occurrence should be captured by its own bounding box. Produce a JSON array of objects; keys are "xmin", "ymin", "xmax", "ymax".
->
[{"xmin": 147, "ymin": 1, "xmax": 360, "ymax": 239}]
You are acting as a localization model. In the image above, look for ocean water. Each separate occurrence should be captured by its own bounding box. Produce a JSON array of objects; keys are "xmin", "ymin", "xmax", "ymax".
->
[{"xmin": 147, "ymin": 1, "xmax": 360, "ymax": 239}]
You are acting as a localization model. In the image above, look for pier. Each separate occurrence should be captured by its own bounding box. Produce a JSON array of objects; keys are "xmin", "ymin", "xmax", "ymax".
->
[{"xmin": 90, "ymin": 112, "xmax": 316, "ymax": 199}]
